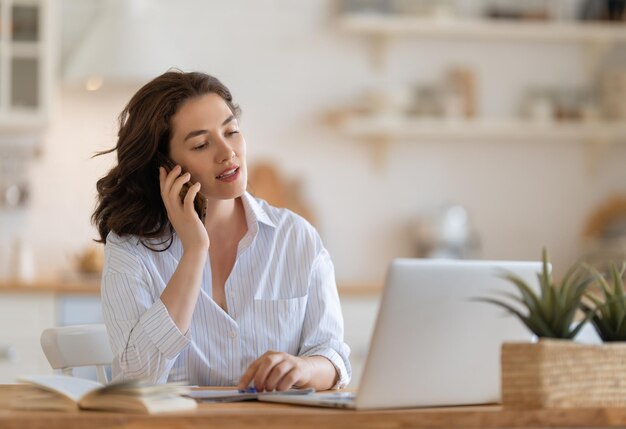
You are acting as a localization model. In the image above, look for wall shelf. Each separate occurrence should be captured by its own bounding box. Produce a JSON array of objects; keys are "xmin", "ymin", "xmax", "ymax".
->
[
  {"xmin": 338, "ymin": 14, "xmax": 626, "ymax": 43},
  {"xmin": 339, "ymin": 14, "xmax": 626, "ymax": 73},
  {"xmin": 337, "ymin": 116, "xmax": 626, "ymax": 142},
  {"xmin": 334, "ymin": 12, "xmax": 626, "ymax": 172},
  {"xmin": 336, "ymin": 115, "xmax": 626, "ymax": 170}
]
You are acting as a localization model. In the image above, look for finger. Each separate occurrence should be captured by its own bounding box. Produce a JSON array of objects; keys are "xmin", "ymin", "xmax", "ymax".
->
[
  {"xmin": 276, "ymin": 367, "xmax": 300, "ymax": 391},
  {"xmin": 254, "ymin": 354, "xmax": 283, "ymax": 392},
  {"xmin": 184, "ymin": 182, "xmax": 202, "ymax": 215},
  {"xmin": 159, "ymin": 167, "xmax": 174, "ymax": 212},
  {"xmin": 163, "ymin": 164, "xmax": 182, "ymax": 193},
  {"xmin": 168, "ymin": 172, "xmax": 191, "ymax": 203},
  {"xmin": 238, "ymin": 359, "xmax": 262, "ymax": 390},
  {"xmin": 264, "ymin": 360, "xmax": 293, "ymax": 392},
  {"xmin": 238, "ymin": 351, "xmax": 275, "ymax": 390}
]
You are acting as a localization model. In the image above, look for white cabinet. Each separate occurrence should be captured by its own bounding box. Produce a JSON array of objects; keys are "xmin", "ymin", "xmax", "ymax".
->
[
  {"xmin": 0, "ymin": 294, "xmax": 55, "ymax": 382},
  {"xmin": 0, "ymin": 0, "xmax": 54, "ymax": 130}
]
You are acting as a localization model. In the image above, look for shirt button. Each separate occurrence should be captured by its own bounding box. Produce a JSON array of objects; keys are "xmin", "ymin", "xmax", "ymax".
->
[{"xmin": 229, "ymin": 331, "xmax": 237, "ymax": 339}]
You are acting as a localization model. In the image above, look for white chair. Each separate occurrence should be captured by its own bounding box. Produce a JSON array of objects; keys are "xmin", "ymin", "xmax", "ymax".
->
[{"xmin": 40, "ymin": 324, "xmax": 113, "ymax": 384}]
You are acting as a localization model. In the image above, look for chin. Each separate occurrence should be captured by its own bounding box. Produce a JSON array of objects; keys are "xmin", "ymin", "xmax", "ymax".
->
[{"xmin": 208, "ymin": 182, "xmax": 247, "ymax": 200}]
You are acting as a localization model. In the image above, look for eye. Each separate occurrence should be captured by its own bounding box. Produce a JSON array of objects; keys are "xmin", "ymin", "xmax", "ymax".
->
[
  {"xmin": 227, "ymin": 129, "xmax": 239, "ymax": 137},
  {"xmin": 193, "ymin": 142, "xmax": 208, "ymax": 151}
]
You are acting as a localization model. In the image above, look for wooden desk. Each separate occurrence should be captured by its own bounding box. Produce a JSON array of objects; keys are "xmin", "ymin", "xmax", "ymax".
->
[{"xmin": 2, "ymin": 385, "xmax": 626, "ymax": 429}]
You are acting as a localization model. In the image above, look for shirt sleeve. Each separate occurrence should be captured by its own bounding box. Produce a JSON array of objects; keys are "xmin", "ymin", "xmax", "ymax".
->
[
  {"xmin": 298, "ymin": 248, "xmax": 352, "ymax": 388},
  {"xmin": 101, "ymin": 240, "xmax": 191, "ymax": 384}
]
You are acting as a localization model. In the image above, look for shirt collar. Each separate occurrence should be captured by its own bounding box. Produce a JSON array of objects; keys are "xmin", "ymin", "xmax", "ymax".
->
[{"xmin": 240, "ymin": 192, "xmax": 276, "ymax": 229}]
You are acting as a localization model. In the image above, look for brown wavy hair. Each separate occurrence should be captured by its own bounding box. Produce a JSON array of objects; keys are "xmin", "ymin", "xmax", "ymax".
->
[{"xmin": 91, "ymin": 70, "xmax": 241, "ymax": 245}]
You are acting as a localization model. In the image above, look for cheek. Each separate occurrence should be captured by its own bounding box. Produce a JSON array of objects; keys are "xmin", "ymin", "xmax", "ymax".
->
[
  {"xmin": 237, "ymin": 159, "xmax": 248, "ymax": 184},
  {"xmin": 237, "ymin": 138, "xmax": 247, "ymax": 156},
  {"xmin": 182, "ymin": 162, "xmax": 204, "ymax": 181}
]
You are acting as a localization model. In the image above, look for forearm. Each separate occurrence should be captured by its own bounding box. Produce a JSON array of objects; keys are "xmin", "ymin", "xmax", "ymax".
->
[
  {"xmin": 104, "ymin": 296, "xmax": 191, "ymax": 385},
  {"xmin": 160, "ymin": 248, "xmax": 207, "ymax": 332},
  {"xmin": 113, "ymin": 318, "xmax": 180, "ymax": 384},
  {"xmin": 301, "ymin": 356, "xmax": 339, "ymax": 391}
]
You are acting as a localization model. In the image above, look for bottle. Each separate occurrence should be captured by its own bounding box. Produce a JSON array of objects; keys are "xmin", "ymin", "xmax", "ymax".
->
[{"xmin": 10, "ymin": 238, "xmax": 35, "ymax": 283}]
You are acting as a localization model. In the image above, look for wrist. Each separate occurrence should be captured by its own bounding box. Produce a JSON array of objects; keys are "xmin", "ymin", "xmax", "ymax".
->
[
  {"xmin": 300, "ymin": 356, "xmax": 338, "ymax": 390},
  {"xmin": 181, "ymin": 246, "xmax": 208, "ymax": 262},
  {"xmin": 299, "ymin": 356, "xmax": 316, "ymax": 387}
]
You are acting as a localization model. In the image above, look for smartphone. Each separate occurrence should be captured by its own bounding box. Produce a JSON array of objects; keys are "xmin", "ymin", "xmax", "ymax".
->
[{"xmin": 158, "ymin": 154, "xmax": 207, "ymax": 224}]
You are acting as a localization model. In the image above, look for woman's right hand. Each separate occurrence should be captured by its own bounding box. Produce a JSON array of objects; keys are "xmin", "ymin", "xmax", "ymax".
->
[{"xmin": 159, "ymin": 165, "xmax": 209, "ymax": 252}]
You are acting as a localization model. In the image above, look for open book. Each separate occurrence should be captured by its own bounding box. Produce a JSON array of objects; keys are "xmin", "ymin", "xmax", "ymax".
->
[{"xmin": 12, "ymin": 375, "xmax": 197, "ymax": 414}]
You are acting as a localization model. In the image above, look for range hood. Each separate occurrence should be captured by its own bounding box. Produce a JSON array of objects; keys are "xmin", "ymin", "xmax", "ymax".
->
[{"xmin": 63, "ymin": 0, "xmax": 187, "ymax": 85}]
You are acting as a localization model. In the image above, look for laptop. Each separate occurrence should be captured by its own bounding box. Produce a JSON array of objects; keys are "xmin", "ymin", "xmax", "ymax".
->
[{"xmin": 260, "ymin": 258, "xmax": 542, "ymax": 410}]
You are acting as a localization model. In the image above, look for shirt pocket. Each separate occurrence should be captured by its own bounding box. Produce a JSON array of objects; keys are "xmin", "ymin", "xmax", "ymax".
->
[{"xmin": 253, "ymin": 296, "xmax": 308, "ymax": 356}]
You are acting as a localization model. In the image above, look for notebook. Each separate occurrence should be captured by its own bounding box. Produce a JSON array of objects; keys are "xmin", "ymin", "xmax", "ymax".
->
[{"xmin": 260, "ymin": 258, "xmax": 542, "ymax": 410}]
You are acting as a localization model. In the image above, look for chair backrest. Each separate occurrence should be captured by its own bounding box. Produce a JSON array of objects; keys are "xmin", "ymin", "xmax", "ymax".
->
[{"xmin": 40, "ymin": 324, "xmax": 113, "ymax": 384}]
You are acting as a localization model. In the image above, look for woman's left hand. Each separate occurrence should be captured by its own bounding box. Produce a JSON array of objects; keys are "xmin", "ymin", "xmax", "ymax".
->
[{"xmin": 238, "ymin": 351, "xmax": 313, "ymax": 392}]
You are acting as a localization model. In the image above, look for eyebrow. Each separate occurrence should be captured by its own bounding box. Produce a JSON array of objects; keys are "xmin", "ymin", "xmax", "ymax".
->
[{"xmin": 183, "ymin": 115, "xmax": 236, "ymax": 142}]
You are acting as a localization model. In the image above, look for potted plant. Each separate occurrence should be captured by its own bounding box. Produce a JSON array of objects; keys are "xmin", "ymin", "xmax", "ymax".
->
[
  {"xmin": 581, "ymin": 263, "xmax": 626, "ymax": 341},
  {"xmin": 479, "ymin": 248, "xmax": 590, "ymax": 340},
  {"xmin": 479, "ymin": 249, "xmax": 626, "ymax": 408}
]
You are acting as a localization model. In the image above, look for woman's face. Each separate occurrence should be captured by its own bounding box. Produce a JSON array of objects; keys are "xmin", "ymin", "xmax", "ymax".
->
[{"xmin": 168, "ymin": 93, "xmax": 247, "ymax": 201}]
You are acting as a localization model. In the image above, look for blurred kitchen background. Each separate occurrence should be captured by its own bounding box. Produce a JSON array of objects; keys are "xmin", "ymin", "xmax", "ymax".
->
[{"xmin": 1, "ymin": 0, "xmax": 626, "ymax": 386}]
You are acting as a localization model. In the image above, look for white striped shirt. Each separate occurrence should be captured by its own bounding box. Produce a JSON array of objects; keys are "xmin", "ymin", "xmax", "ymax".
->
[{"xmin": 101, "ymin": 192, "xmax": 351, "ymax": 387}]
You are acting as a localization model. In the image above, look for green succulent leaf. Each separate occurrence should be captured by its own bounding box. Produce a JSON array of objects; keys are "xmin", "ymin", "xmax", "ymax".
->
[
  {"xmin": 615, "ymin": 313, "xmax": 626, "ymax": 340},
  {"xmin": 581, "ymin": 262, "xmax": 626, "ymax": 341},
  {"xmin": 568, "ymin": 307, "xmax": 598, "ymax": 339},
  {"xmin": 475, "ymin": 297, "xmax": 557, "ymax": 338},
  {"xmin": 613, "ymin": 265, "xmax": 624, "ymax": 300},
  {"xmin": 497, "ymin": 272, "xmax": 545, "ymax": 319},
  {"xmin": 541, "ymin": 248, "xmax": 552, "ymax": 296},
  {"xmin": 581, "ymin": 302, "xmax": 612, "ymax": 339},
  {"xmin": 585, "ymin": 264, "xmax": 613, "ymax": 303}
]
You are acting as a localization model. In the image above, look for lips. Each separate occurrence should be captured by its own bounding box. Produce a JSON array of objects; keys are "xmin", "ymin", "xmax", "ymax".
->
[{"xmin": 216, "ymin": 166, "xmax": 240, "ymax": 180}]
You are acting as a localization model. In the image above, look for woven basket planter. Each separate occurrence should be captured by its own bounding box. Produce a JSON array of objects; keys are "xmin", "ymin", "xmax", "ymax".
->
[{"xmin": 502, "ymin": 339, "xmax": 626, "ymax": 408}]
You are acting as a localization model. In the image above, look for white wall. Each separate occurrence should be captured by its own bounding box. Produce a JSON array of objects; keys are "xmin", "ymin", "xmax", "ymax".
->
[{"xmin": 2, "ymin": 0, "xmax": 626, "ymax": 284}]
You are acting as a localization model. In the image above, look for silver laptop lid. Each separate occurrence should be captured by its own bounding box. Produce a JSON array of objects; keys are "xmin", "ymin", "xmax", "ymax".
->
[{"xmin": 356, "ymin": 258, "xmax": 541, "ymax": 410}]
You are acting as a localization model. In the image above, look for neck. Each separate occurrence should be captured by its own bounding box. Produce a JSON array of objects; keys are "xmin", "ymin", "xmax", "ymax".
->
[{"xmin": 204, "ymin": 196, "xmax": 245, "ymax": 241}]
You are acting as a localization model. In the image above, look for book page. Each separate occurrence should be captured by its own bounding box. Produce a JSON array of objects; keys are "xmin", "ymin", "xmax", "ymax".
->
[
  {"xmin": 79, "ymin": 392, "xmax": 197, "ymax": 414},
  {"xmin": 16, "ymin": 375, "xmax": 197, "ymax": 414},
  {"xmin": 95, "ymin": 379, "xmax": 189, "ymax": 397},
  {"xmin": 18, "ymin": 375, "xmax": 102, "ymax": 402}
]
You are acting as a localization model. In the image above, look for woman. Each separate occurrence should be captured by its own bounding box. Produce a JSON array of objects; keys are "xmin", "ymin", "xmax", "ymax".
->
[{"xmin": 92, "ymin": 70, "xmax": 351, "ymax": 391}]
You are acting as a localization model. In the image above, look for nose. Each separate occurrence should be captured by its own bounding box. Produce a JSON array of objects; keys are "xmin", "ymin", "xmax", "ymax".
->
[
  {"xmin": 220, "ymin": 149, "xmax": 235, "ymax": 164},
  {"xmin": 215, "ymin": 139, "xmax": 235, "ymax": 164}
]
